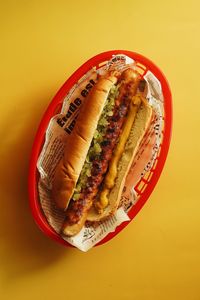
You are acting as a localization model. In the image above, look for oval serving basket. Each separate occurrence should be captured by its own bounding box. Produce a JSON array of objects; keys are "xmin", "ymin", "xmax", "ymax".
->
[{"xmin": 28, "ymin": 50, "xmax": 172, "ymax": 247}]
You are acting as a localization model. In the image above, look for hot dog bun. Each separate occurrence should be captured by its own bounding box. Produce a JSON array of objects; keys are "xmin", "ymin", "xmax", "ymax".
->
[
  {"xmin": 52, "ymin": 74, "xmax": 118, "ymax": 210},
  {"xmin": 52, "ymin": 67, "xmax": 153, "ymax": 237}
]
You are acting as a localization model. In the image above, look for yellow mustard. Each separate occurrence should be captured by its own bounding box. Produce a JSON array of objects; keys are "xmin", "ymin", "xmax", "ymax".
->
[{"xmin": 96, "ymin": 95, "xmax": 142, "ymax": 212}]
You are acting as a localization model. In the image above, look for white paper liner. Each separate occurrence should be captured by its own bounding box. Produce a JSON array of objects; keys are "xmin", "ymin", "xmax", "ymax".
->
[
  {"xmin": 37, "ymin": 54, "xmax": 164, "ymax": 251},
  {"xmin": 65, "ymin": 207, "xmax": 130, "ymax": 252}
]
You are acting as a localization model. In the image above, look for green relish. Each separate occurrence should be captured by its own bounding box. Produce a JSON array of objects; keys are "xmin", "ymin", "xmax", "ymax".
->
[{"xmin": 72, "ymin": 84, "xmax": 119, "ymax": 201}]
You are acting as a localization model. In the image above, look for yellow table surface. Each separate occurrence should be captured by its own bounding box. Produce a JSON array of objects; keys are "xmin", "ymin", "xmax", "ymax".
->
[{"xmin": 1, "ymin": 1, "xmax": 200, "ymax": 299}]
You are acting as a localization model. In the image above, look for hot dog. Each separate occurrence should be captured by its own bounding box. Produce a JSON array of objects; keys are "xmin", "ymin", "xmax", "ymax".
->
[{"xmin": 52, "ymin": 68, "xmax": 153, "ymax": 236}]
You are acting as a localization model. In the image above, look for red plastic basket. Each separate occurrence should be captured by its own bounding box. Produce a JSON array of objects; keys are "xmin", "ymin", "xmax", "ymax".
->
[{"xmin": 28, "ymin": 50, "xmax": 172, "ymax": 247}]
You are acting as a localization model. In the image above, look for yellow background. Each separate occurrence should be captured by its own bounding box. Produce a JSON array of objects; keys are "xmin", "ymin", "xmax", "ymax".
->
[{"xmin": 1, "ymin": 0, "xmax": 200, "ymax": 299}]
